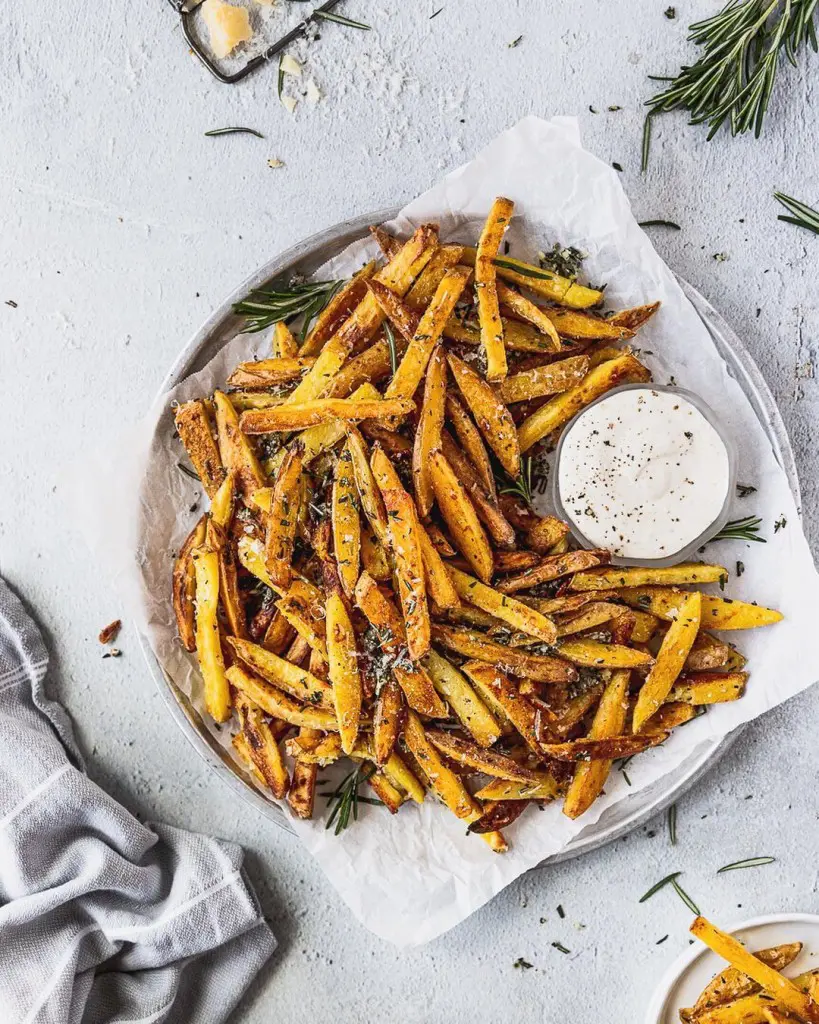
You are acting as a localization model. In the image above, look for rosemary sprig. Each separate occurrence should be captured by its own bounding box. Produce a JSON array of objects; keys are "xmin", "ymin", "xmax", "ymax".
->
[
  {"xmin": 384, "ymin": 321, "xmax": 398, "ymax": 377},
  {"xmin": 493, "ymin": 258, "xmax": 556, "ymax": 282},
  {"xmin": 233, "ymin": 279, "xmax": 342, "ymax": 334},
  {"xmin": 205, "ymin": 126, "xmax": 264, "ymax": 138},
  {"xmin": 717, "ymin": 855, "xmax": 776, "ymax": 872},
  {"xmin": 774, "ymin": 191, "xmax": 819, "ymax": 234},
  {"xmin": 639, "ymin": 871, "xmax": 681, "ymax": 902},
  {"xmin": 322, "ymin": 764, "xmax": 378, "ymax": 835},
  {"xmin": 642, "ymin": 0, "xmax": 819, "ymax": 171},
  {"xmin": 497, "ymin": 456, "xmax": 534, "ymax": 505},
  {"xmin": 314, "ymin": 10, "xmax": 371, "ymax": 29},
  {"xmin": 711, "ymin": 515, "xmax": 766, "ymax": 543}
]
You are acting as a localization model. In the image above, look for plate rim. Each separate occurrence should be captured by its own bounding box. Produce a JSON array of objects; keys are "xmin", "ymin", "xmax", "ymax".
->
[
  {"xmin": 137, "ymin": 206, "xmax": 802, "ymax": 858},
  {"xmin": 644, "ymin": 911, "xmax": 819, "ymax": 1024}
]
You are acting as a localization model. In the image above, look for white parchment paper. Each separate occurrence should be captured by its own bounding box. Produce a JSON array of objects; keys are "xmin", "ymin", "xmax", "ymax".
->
[{"xmin": 71, "ymin": 116, "xmax": 819, "ymax": 947}]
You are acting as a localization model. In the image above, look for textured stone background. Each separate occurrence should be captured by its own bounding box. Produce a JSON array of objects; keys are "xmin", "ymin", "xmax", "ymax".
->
[{"xmin": 2, "ymin": 2, "xmax": 818, "ymax": 1021}]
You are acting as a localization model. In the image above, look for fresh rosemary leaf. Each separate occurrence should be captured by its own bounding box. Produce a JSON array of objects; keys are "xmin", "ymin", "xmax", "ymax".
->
[
  {"xmin": 177, "ymin": 462, "xmax": 200, "ymax": 481},
  {"xmin": 774, "ymin": 191, "xmax": 819, "ymax": 235},
  {"xmin": 552, "ymin": 941, "xmax": 571, "ymax": 954},
  {"xmin": 493, "ymin": 258, "xmax": 556, "ymax": 281},
  {"xmin": 205, "ymin": 126, "xmax": 264, "ymax": 138},
  {"xmin": 639, "ymin": 219, "xmax": 681, "ymax": 230},
  {"xmin": 671, "ymin": 878, "xmax": 700, "ymax": 915},
  {"xmin": 711, "ymin": 516, "xmax": 766, "ymax": 543},
  {"xmin": 277, "ymin": 55, "xmax": 285, "ymax": 102},
  {"xmin": 233, "ymin": 279, "xmax": 342, "ymax": 334},
  {"xmin": 668, "ymin": 803, "xmax": 677, "ymax": 845},
  {"xmin": 384, "ymin": 321, "xmax": 398, "ymax": 377},
  {"xmin": 314, "ymin": 10, "xmax": 371, "ymax": 30},
  {"xmin": 717, "ymin": 855, "xmax": 776, "ymax": 873},
  {"xmin": 639, "ymin": 872, "xmax": 681, "ymax": 902},
  {"xmin": 539, "ymin": 242, "xmax": 586, "ymax": 280},
  {"xmin": 430, "ymin": 6, "xmax": 444, "ymax": 17},
  {"xmin": 497, "ymin": 456, "xmax": 534, "ymax": 506},
  {"xmin": 323, "ymin": 763, "xmax": 377, "ymax": 835}
]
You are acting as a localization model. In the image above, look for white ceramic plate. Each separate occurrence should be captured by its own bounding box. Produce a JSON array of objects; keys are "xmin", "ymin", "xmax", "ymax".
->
[{"xmin": 646, "ymin": 913, "xmax": 819, "ymax": 1024}]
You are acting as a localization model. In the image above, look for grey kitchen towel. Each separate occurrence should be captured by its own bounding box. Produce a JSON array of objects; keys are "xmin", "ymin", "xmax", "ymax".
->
[{"xmin": 0, "ymin": 576, "xmax": 276, "ymax": 1023}]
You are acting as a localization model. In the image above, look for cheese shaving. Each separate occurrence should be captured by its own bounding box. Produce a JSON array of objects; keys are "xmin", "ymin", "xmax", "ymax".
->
[{"xmin": 200, "ymin": 0, "xmax": 253, "ymax": 59}]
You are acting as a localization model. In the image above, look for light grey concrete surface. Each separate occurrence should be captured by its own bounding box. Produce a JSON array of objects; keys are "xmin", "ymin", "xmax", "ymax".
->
[{"xmin": 2, "ymin": 2, "xmax": 818, "ymax": 1021}]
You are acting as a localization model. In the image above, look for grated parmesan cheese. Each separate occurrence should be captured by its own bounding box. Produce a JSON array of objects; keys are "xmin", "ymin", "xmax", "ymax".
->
[
  {"xmin": 280, "ymin": 54, "xmax": 302, "ymax": 77},
  {"xmin": 305, "ymin": 78, "xmax": 322, "ymax": 104},
  {"xmin": 281, "ymin": 94, "xmax": 298, "ymax": 114},
  {"xmin": 267, "ymin": 158, "xmax": 285, "ymax": 168},
  {"xmin": 200, "ymin": 0, "xmax": 253, "ymax": 59}
]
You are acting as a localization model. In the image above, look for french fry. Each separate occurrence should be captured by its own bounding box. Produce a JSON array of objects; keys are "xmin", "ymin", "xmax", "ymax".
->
[
  {"xmin": 495, "ymin": 355, "xmax": 590, "ymax": 404},
  {"xmin": 192, "ymin": 547, "xmax": 231, "ymax": 722},
  {"xmin": 405, "ymin": 244, "xmax": 465, "ymax": 306},
  {"xmin": 226, "ymin": 636, "xmax": 334, "ymax": 708},
  {"xmin": 275, "ymin": 590, "xmax": 328, "ymax": 661},
  {"xmin": 212, "ymin": 391, "xmax": 266, "ymax": 497},
  {"xmin": 445, "ymin": 394, "xmax": 497, "ymax": 499},
  {"xmin": 426, "ymin": 729, "xmax": 539, "ymax": 782},
  {"xmin": 325, "ymin": 338, "xmax": 394, "ymax": 398},
  {"xmin": 563, "ymin": 669, "xmax": 630, "ymax": 818},
  {"xmin": 370, "ymin": 448, "xmax": 431, "ymax": 660},
  {"xmin": 264, "ymin": 442, "xmax": 303, "ymax": 589},
  {"xmin": 570, "ymin": 563, "xmax": 728, "ymax": 591},
  {"xmin": 297, "ymin": 383, "xmax": 380, "ymax": 463},
  {"xmin": 475, "ymin": 772, "xmax": 562, "ymax": 802},
  {"xmin": 541, "ymin": 732, "xmax": 667, "ymax": 761},
  {"xmin": 608, "ymin": 300, "xmax": 661, "ymax": 331},
  {"xmin": 367, "ymin": 770, "xmax": 405, "ymax": 813},
  {"xmin": 418, "ymin": 526, "xmax": 460, "ymax": 610},
  {"xmin": 433, "ymin": 625, "xmax": 577, "ymax": 683},
  {"xmin": 172, "ymin": 516, "xmax": 206, "ymax": 651},
  {"xmin": 556, "ymin": 639, "xmax": 653, "ymax": 668},
  {"xmin": 413, "ymin": 344, "xmax": 447, "ymax": 517},
  {"xmin": 227, "ymin": 664, "xmax": 339, "ymax": 730},
  {"xmin": 633, "ymin": 591, "xmax": 701, "ymax": 732},
  {"xmin": 692, "ymin": 973, "xmax": 819, "ymax": 1024},
  {"xmin": 381, "ymin": 749, "xmax": 425, "ymax": 803},
  {"xmin": 460, "ymin": 661, "xmax": 542, "ymax": 751},
  {"xmin": 617, "ymin": 587, "xmax": 783, "ymax": 630},
  {"xmin": 461, "ymin": 246, "xmax": 603, "ymax": 308},
  {"xmin": 537, "ymin": 308, "xmax": 634, "ymax": 342},
  {"xmin": 373, "ymin": 676, "xmax": 405, "ymax": 765},
  {"xmin": 300, "ymin": 261, "xmax": 376, "ymax": 356},
  {"xmin": 446, "ymin": 566, "xmax": 557, "ymax": 643},
  {"xmin": 646, "ymin": 701, "xmax": 696, "ymax": 731},
  {"xmin": 422, "ymin": 649, "xmax": 501, "ymax": 747},
  {"xmin": 385, "ymin": 264, "xmax": 471, "ymax": 401},
  {"xmin": 209, "ymin": 471, "xmax": 235, "ymax": 529},
  {"xmin": 271, "ymin": 320, "xmax": 298, "ymax": 358},
  {"xmin": 497, "ymin": 548, "xmax": 610, "ymax": 594},
  {"xmin": 207, "ymin": 520, "xmax": 246, "ymax": 639},
  {"xmin": 690, "ymin": 917, "xmax": 819, "ymax": 1024},
  {"xmin": 174, "ymin": 400, "xmax": 226, "ymax": 497},
  {"xmin": 475, "ymin": 196, "xmax": 515, "ymax": 380},
  {"xmin": 685, "ymin": 632, "xmax": 746, "ymax": 672},
  {"xmin": 233, "ymin": 733, "xmax": 267, "ymax": 785},
  {"xmin": 518, "ymin": 353, "xmax": 650, "ymax": 453},
  {"xmin": 689, "ymin": 942, "xmax": 803, "ymax": 1017},
  {"xmin": 496, "ymin": 281, "xmax": 561, "ymax": 351},
  {"xmin": 439, "ymin": 432, "xmax": 516, "ymax": 549},
  {"xmin": 667, "ymin": 672, "xmax": 748, "ymax": 704},
  {"xmin": 429, "ymin": 449, "xmax": 494, "ymax": 582},
  {"xmin": 360, "ymin": 520, "xmax": 391, "ymax": 581},
  {"xmin": 287, "ymin": 758, "xmax": 318, "ymax": 818},
  {"xmin": 240, "ymin": 397, "xmax": 415, "ymax": 434},
  {"xmin": 366, "ymin": 279, "xmax": 421, "ymax": 342},
  {"xmin": 447, "ymin": 351, "xmax": 520, "ymax": 477},
  {"xmin": 326, "ymin": 588, "xmax": 362, "ymax": 754},
  {"xmin": 227, "ymin": 357, "xmax": 316, "ymax": 389},
  {"xmin": 332, "ymin": 444, "xmax": 361, "ymax": 599},
  {"xmin": 235, "ymin": 695, "xmax": 290, "ymax": 798},
  {"xmin": 345, "ymin": 424, "xmax": 389, "ymax": 542},
  {"xmin": 556, "ymin": 601, "xmax": 630, "ymax": 636},
  {"xmin": 444, "ymin": 315, "xmax": 564, "ymax": 354}
]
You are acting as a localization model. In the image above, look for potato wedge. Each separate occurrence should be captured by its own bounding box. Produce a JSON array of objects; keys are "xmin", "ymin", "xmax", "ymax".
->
[
  {"xmin": 325, "ymin": 589, "xmax": 362, "ymax": 754},
  {"xmin": 287, "ymin": 758, "xmax": 318, "ymax": 818},
  {"xmin": 538, "ymin": 308, "xmax": 634, "ymax": 342},
  {"xmin": 570, "ymin": 563, "xmax": 728, "ymax": 592},
  {"xmin": 264, "ymin": 442, "xmax": 303, "ymax": 589},
  {"xmin": 634, "ymin": 591, "xmax": 701, "ymax": 732},
  {"xmin": 426, "ymin": 729, "xmax": 538, "ymax": 782},
  {"xmin": 235, "ymin": 694, "xmax": 290, "ymax": 799},
  {"xmin": 689, "ymin": 942, "xmax": 803, "ymax": 1017},
  {"xmin": 360, "ymin": 520, "xmax": 391, "ymax": 581},
  {"xmin": 405, "ymin": 244, "xmax": 465, "ymax": 306},
  {"xmin": 541, "ymin": 732, "xmax": 667, "ymax": 761},
  {"xmin": 475, "ymin": 196, "xmax": 515, "ymax": 380},
  {"xmin": 332, "ymin": 443, "xmax": 361, "ymax": 599},
  {"xmin": 366, "ymin": 279, "xmax": 420, "ymax": 342},
  {"xmin": 295, "ymin": 383, "xmax": 379, "ymax": 464},
  {"xmin": 173, "ymin": 516, "xmax": 207, "ymax": 652},
  {"xmin": 420, "ymin": 649, "xmax": 500, "ymax": 746},
  {"xmin": 226, "ymin": 636, "xmax": 334, "ymax": 709},
  {"xmin": 345, "ymin": 424, "xmax": 389, "ymax": 541},
  {"xmin": 325, "ymin": 338, "xmax": 394, "ymax": 399},
  {"xmin": 429, "ymin": 449, "xmax": 494, "ymax": 582},
  {"xmin": 418, "ymin": 526, "xmax": 460, "ymax": 610},
  {"xmin": 447, "ymin": 566, "xmax": 557, "ymax": 644},
  {"xmin": 495, "ymin": 355, "xmax": 590, "ymax": 404},
  {"xmin": 385, "ymin": 264, "xmax": 471, "ymax": 401},
  {"xmin": 518, "ymin": 353, "xmax": 650, "ymax": 453},
  {"xmin": 445, "ymin": 314, "xmax": 565, "ymax": 354},
  {"xmin": 692, "ymin": 973, "xmax": 819, "ymax": 1024},
  {"xmin": 373, "ymin": 676, "xmax": 405, "ymax": 766},
  {"xmin": 461, "ymin": 246, "xmax": 603, "ymax": 308},
  {"xmin": 556, "ymin": 639, "xmax": 653, "ymax": 668},
  {"xmin": 496, "ymin": 281, "xmax": 561, "ymax": 351},
  {"xmin": 175, "ymin": 400, "xmax": 226, "ymax": 498},
  {"xmin": 209, "ymin": 471, "xmax": 235, "ymax": 530},
  {"xmin": 445, "ymin": 394, "xmax": 497, "ymax": 499},
  {"xmin": 207, "ymin": 520, "xmax": 246, "ymax": 639},
  {"xmin": 459, "ymin": 661, "xmax": 542, "ymax": 752},
  {"xmin": 300, "ymin": 261, "xmax": 376, "ymax": 356},
  {"xmin": 608, "ymin": 300, "xmax": 661, "ymax": 331},
  {"xmin": 497, "ymin": 548, "xmax": 611, "ymax": 594},
  {"xmin": 685, "ymin": 632, "xmax": 746, "ymax": 672},
  {"xmin": 447, "ymin": 351, "xmax": 520, "ymax": 477},
  {"xmin": 439, "ymin": 432, "xmax": 516, "ymax": 549},
  {"xmin": 240, "ymin": 397, "xmax": 415, "ymax": 434},
  {"xmin": 413, "ymin": 343, "xmax": 447, "ymax": 517},
  {"xmin": 212, "ymin": 391, "xmax": 266, "ymax": 497},
  {"xmin": 617, "ymin": 587, "xmax": 783, "ymax": 630},
  {"xmin": 475, "ymin": 772, "xmax": 563, "ymax": 802},
  {"xmin": 432, "ymin": 625, "xmax": 577, "ymax": 683},
  {"xmin": 227, "ymin": 664, "xmax": 339, "ymax": 731},
  {"xmin": 667, "ymin": 672, "xmax": 748, "ymax": 704},
  {"xmin": 192, "ymin": 547, "xmax": 231, "ymax": 722},
  {"xmin": 227, "ymin": 357, "xmax": 316, "ymax": 389}
]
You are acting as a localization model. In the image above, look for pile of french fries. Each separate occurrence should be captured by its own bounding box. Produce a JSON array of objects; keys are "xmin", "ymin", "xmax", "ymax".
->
[
  {"xmin": 172, "ymin": 197, "xmax": 782, "ymax": 852},
  {"xmin": 683, "ymin": 917, "xmax": 819, "ymax": 1023}
]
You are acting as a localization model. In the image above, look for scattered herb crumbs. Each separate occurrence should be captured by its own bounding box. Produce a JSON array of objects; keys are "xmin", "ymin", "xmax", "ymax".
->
[
  {"xmin": 98, "ymin": 619, "xmax": 122, "ymax": 645},
  {"xmin": 204, "ymin": 126, "xmax": 264, "ymax": 139},
  {"xmin": 736, "ymin": 483, "xmax": 757, "ymax": 498},
  {"xmin": 589, "ymin": 105, "xmax": 599, "ymax": 114},
  {"xmin": 608, "ymin": 105, "xmax": 622, "ymax": 111},
  {"xmin": 540, "ymin": 917, "xmax": 547, "ymax": 924},
  {"xmin": 177, "ymin": 462, "xmax": 200, "ymax": 482},
  {"xmin": 713, "ymin": 252, "xmax": 729, "ymax": 262},
  {"xmin": 430, "ymin": 7, "xmax": 443, "ymax": 18},
  {"xmin": 717, "ymin": 856, "xmax": 775, "ymax": 873},
  {"xmin": 612, "ymin": 161, "xmax": 624, "ymax": 172},
  {"xmin": 5, "ymin": 299, "xmax": 17, "ymax": 308},
  {"xmin": 557, "ymin": 904, "xmax": 565, "ymax": 919},
  {"xmin": 664, "ymin": 6, "xmax": 676, "ymax": 18},
  {"xmin": 513, "ymin": 957, "xmax": 534, "ymax": 970},
  {"xmin": 774, "ymin": 516, "xmax": 787, "ymax": 532},
  {"xmin": 736, "ymin": 560, "xmax": 745, "ymax": 577},
  {"xmin": 656, "ymin": 935, "xmax": 669, "ymax": 945},
  {"xmin": 267, "ymin": 158, "xmax": 285, "ymax": 169},
  {"xmin": 508, "ymin": 35, "xmax": 523, "ymax": 47},
  {"xmin": 102, "ymin": 648, "xmax": 122, "ymax": 659},
  {"xmin": 552, "ymin": 942, "xmax": 571, "ymax": 954},
  {"xmin": 622, "ymin": 770, "xmax": 632, "ymax": 786}
]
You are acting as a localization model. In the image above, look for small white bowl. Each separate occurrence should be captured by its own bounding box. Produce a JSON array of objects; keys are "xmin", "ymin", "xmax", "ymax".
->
[{"xmin": 645, "ymin": 913, "xmax": 819, "ymax": 1024}]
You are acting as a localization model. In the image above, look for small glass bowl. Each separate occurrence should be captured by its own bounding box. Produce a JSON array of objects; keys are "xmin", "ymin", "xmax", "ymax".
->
[{"xmin": 551, "ymin": 383, "xmax": 738, "ymax": 568}]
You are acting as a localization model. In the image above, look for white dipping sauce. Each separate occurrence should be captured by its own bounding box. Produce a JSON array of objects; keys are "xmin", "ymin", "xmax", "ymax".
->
[{"xmin": 557, "ymin": 387, "xmax": 730, "ymax": 560}]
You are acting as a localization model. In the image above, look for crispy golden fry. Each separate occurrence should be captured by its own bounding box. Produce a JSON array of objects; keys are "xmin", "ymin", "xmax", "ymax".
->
[
  {"xmin": 275, "ymin": 591, "xmax": 328, "ymax": 660},
  {"xmin": 563, "ymin": 669, "xmax": 630, "ymax": 818},
  {"xmin": 475, "ymin": 772, "xmax": 563, "ymax": 802},
  {"xmin": 497, "ymin": 548, "xmax": 610, "ymax": 594},
  {"xmin": 227, "ymin": 636, "xmax": 334, "ymax": 708},
  {"xmin": 286, "ymin": 733, "xmax": 343, "ymax": 764},
  {"xmin": 460, "ymin": 247, "xmax": 603, "ymax": 308},
  {"xmin": 271, "ymin": 320, "xmax": 298, "ymax": 358},
  {"xmin": 213, "ymin": 391, "xmax": 266, "ymax": 497},
  {"xmin": 370, "ymin": 449, "xmax": 431, "ymax": 660},
  {"xmin": 360, "ymin": 520, "xmax": 391, "ymax": 581},
  {"xmin": 556, "ymin": 601, "xmax": 631, "ymax": 637},
  {"xmin": 300, "ymin": 261, "xmax": 377, "ymax": 356},
  {"xmin": 413, "ymin": 344, "xmax": 447, "ymax": 517},
  {"xmin": 422, "ymin": 649, "xmax": 501, "ymax": 747},
  {"xmin": 426, "ymin": 729, "xmax": 538, "ymax": 782},
  {"xmin": 405, "ymin": 244, "xmax": 465, "ymax": 306},
  {"xmin": 525, "ymin": 515, "xmax": 572, "ymax": 554},
  {"xmin": 207, "ymin": 521, "xmax": 246, "ymax": 639},
  {"xmin": 366, "ymin": 279, "xmax": 420, "ymax": 342},
  {"xmin": 264, "ymin": 442, "xmax": 303, "ymax": 589},
  {"xmin": 445, "ymin": 394, "xmax": 497, "ymax": 499},
  {"xmin": 209, "ymin": 471, "xmax": 235, "ymax": 529},
  {"xmin": 429, "ymin": 449, "xmax": 494, "ymax": 581},
  {"xmin": 688, "ymin": 942, "xmax": 803, "ymax": 1018},
  {"xmin": 445, "ymin": 315, "xmax": 564, "ymax": 354},
  {"xmin": 556, "ymin": 639, "xmax": 653, "ymax": 668},
  {"xmin": 287, "ymin": 758, "xmax": 318, "ymax": 818},
  {"xmin": 403, "ymin": 711, "xmax": 507, "ymax": 852},
  {"xmin": 175, "ymin": 400, "xmax": 226, "ymax": 498},
  {"xmin": 542, "ymin": 732, "xmax": 667, "ymax": 761},
  {"xmin": 494, "ymin": 550, "xmax": 541, "ymax": 574},
  {"xmin": 326, "ymin": 589, "xmax": 362, "ymax": 754},
  {"xmin": 173, "ymin": 516, "xmax": 207, "ymax": 652},
  {"xmin": 426, "ymin": 523, "xmax": 456, "ymax": 557},
  {"xmin": 570, "ymin": 563, "xmax": 728, "ymax": 592},
  {"xmin": 618, "ymin": 587, "xmax": 783, "ymax": 630},
  {"xmin": 518, "ymin": 353, "xmax": 650, "ymax": 453},
  {"xmin": 373, "ymin": 676, "xmax": 404, "ymax": 766},
  {"xmin": 369, "ymin": 225, "xmax": 401, "ymax": 259},
  {"xmin": 647, "ymin": 701, "xmax": 696, "ymax": 731},
  {"xmin": 225, "ymin": 391, "xmax": 286, "ymax": 412},
  {"xmin": 332, "ymin": 444, "xmax": 361, "ymax": 599},
  {"xmin": 227, "ymin": 664, "xmax": 339, "ymax": 730},
  {"xmin": 240, "ymin": 397, "xmax": 415, "ymax": 434},
  {"xmin": 608, "ymin": 300, "xmax": 661, "ymax": 331},
  {"xmin": 227, "ymin": 357, "xmax": 316, "ymax": 389},
  {"xmin": 345, "ymin": 425, "xmax": 388, "ymax": 539},
  {"xmin": 233, "ymin": 732, "xmax": 267, "ymax": 785},
  {"xmin": 496, "ymin": 281, "xmax": 562, "ymax": 351},
  {"xmin": 367, "ymin": 770, "xmax": 405, "ymax": 813},
  {"xmin": 235, "ymin": 695, "xmax": 290, "ymax": 798},
  {"xmin": 192, "ymin": 547, "xmax": 230, "ymax": 722},
  {"xmin": 447, "ymin": 351, "xmax": 520, "ymax": 477},
  {"xmin": 385, "ymin": 265, "xmax": 472, "ymax": 401},
  {"xmin": 690, "ymin": 917, "xmax": 819, "ymax": 1024},
  {"xmin": 495, "ymin": 355, "xmax": 590, "ymax": 404},
  {"xmin": 433, "ymin": 625, "xmax": 577, "ymax": 683},
  {"xmin": 633, "ymin": 591, "xmax": 701, "ymax": 732},
  {"xmin": 439, "ymin": 432, "xmax": 516, "ymax": 549},
  {"xmin": 447, "ymin": 566, "xmax": 557, "ymax": 644},
  {"xmin": 381, "ymin": 749, "xmax": 425, "ymax": 803},
  {"xmin": 685, "ymin": 632, "xmax": 746, "ymax": 672},
  {"xmin": 538, "ymin": 308, "xmax": 634, "ymax": 342},
  {"xmin": 667, "ymin": 672, "xmax": 748, "ymax": 704},
  {"xmin": 325, "ymin": 338, "xmax": 394, "ymax": 399},
  {"xmin": 693, "ymin": 972, "xmax": 819, "ymax": 1024},
  {"xmin": 418, "ymin": 526, "xmax": 460, "ymax": 610},
  {"xmin": 475, "ymin": 196, "xmax": 515, "ymax": 379},
  {"xmin": 460, "ymin": 661, "xmax": 542, "ymax": 751},
  {"xmin": 295, "ymin": 383, "xmax": 380, "ymax": 463}
]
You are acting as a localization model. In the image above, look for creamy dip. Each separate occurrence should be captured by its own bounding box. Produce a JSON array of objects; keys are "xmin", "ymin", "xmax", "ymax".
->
[{"xmin": 556, "ymin": 387, "xmax": 730, "ymax": 560}]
